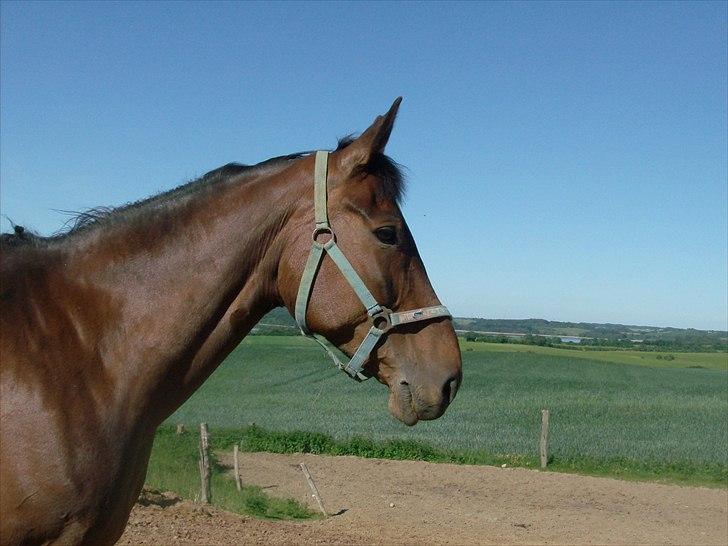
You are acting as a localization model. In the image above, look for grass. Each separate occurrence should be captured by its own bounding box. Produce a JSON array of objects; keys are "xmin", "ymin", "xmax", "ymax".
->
[
  {"xmin": 164, "ymin": 336, "xmax": 728, "ymax": 487},
  {"xmin": 460, "ymin": 339, "xmax": 728, "ymax": 371},
  {"xmin": 145, "ymin": 426, "xmax": 317, "ymax": 519},
  {"xmin": 233, "ymin": 425, "xmax": 725, "ymax": 487}
]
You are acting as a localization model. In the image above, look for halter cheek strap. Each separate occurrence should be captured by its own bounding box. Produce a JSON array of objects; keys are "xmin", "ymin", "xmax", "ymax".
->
[{"xmin": 294, "ymin": 151, "xmax": 451, "ymax": 382}]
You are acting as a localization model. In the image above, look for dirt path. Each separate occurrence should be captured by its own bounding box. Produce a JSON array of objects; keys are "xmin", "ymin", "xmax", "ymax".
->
[{"xmin": 120, "ymin": 452, "xmax": 727, "ymax": 545}]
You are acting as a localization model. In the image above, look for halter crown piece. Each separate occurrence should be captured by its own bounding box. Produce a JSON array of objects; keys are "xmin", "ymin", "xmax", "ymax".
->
[{"xmin": 294, "ymin": 151, "xmax": 452, "ymax": 381}]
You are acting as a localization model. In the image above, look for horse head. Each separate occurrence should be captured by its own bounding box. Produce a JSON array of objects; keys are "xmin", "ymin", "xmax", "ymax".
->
[{"xmin": 279, "ymin": 98, "xmax": 462, "ymax": 425}]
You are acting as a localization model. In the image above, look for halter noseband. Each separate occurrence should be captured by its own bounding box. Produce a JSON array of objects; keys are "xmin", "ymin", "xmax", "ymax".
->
[{"xmin": 294, "ymin": 151, "xmax": 451, "ymax": 381}]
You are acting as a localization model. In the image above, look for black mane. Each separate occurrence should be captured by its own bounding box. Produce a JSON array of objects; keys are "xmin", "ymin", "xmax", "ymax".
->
[{"xmin": 1, "ymin": 139, "xmax": 405, "ymax": 249}]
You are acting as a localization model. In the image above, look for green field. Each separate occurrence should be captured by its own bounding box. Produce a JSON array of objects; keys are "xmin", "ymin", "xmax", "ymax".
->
[
  {"xmin": 460, "ymin": 340, "xmax": 728, "ymax": 371},
  {"xmin": 165, "ymin": 336, "xmax": 727, "ymax": 485}
]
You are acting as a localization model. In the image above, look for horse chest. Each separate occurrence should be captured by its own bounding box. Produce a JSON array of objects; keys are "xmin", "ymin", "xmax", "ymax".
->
[{"xmin": 1, "ymin": 385, "xmax": 153, "ymax": 545}]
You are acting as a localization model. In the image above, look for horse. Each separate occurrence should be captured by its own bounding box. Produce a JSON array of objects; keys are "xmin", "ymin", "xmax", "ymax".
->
[{"xmin": 0, "ymin": 98, "xmax": 462, "ymax": 545}]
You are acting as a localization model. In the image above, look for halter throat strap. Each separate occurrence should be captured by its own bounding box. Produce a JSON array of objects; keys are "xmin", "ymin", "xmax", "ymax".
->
[{"xmin": 294, "ymin": 151, "xmax": 451, "ymax": 381}]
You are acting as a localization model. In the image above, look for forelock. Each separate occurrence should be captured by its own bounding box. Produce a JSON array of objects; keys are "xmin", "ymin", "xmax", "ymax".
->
[{"xmin": 335, "ymin": 137, "xmax": 406, "ymax": 205}]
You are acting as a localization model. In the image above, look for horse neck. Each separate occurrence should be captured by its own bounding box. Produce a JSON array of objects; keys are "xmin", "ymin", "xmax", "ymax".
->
[{"xmin": 63, "ymin": 161, "xmax": 309, "ymax": 425}]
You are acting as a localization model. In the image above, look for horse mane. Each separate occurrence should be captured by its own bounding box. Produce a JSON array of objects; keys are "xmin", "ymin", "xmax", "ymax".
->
[
  {"xmin": 335, "ymin": 136, "xmax": 406, "ymax": 205},
  {"xmin": 0, "ymin": 225, "xmax": 44, "ymax": 248},
  {"xmin": 1, "ymin": 138, "xmax": 405, "ymax": 249}
]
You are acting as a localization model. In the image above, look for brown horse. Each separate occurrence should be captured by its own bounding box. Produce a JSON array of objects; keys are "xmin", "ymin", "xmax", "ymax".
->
[{"xmin": 0, "ymin": 98, "xmax": 462, "ymax": 545}]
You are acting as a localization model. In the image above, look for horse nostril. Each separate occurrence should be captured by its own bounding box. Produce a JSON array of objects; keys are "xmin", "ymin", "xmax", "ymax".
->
[{"xmin": 442, "ymin": 375, "xmax": 460, "ymax": 405}]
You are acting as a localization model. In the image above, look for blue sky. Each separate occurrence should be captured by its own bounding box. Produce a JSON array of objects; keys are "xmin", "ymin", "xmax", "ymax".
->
[{"xmin": 1, "ymin": 1, "xmax": 726, "ymax": 330}]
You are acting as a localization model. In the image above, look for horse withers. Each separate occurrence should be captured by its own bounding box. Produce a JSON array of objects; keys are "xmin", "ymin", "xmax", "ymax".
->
[{"xmin": 0, "ymin": 98, "xmax": 462, "ymax": 545}]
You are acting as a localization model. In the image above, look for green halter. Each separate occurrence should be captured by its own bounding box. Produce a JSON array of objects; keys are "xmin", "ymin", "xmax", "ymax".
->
[{"xmin": 294, "ymin": 151, "xmax": 451, "ymax": 381}]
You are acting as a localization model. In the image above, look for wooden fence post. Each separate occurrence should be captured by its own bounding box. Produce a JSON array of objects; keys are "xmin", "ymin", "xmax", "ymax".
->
[
  {"xmin": 299, "ymin": 463, "xmax": 327, "ymax": 517},
  {"xmin": 233, "ymin": 444, "xmax": 242, "ymax": 492},
  {"xmin": 539, "ymin": 409, "xmax": 550, "ymax": 469},
  {"xmin": 198, "ymin": 423, "xmax": 211, "ymax": 504}
]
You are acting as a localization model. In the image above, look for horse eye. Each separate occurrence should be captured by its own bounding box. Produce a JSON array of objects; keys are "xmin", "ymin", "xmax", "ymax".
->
[{"xmin": 374, "ymin": 226, "xmax": 397, "ymax": 245}]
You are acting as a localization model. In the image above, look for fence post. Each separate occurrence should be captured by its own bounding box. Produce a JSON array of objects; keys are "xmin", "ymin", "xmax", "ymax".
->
[
  {"xmin": 199, "ymin": 422, "xmax": 211, "ymax": 504},
  {"xmin": 233, "ymin": 444, "xmax": 242, "ymax": 492},
  {"xmin": 539, "ymin": 409, "xmax": 550, "ymax": 469},
  {"xmin": 299, "ymin": 463, "xmax": 327, "ymax": 517}
]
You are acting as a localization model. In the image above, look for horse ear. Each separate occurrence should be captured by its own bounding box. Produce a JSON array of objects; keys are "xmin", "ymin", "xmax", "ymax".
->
[{"xmin": 334, "ymin": 97, "xmax": 402, "ymax": 176}]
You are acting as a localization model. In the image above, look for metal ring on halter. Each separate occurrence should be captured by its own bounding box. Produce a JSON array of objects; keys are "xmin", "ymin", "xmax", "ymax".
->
[
  {"xmin": 312, "ymin": 226, "xmax": 335, "ymax": 248},
  {"xmin": 371, "ymin": 307, "xmax": 393, "ymax": 333}
]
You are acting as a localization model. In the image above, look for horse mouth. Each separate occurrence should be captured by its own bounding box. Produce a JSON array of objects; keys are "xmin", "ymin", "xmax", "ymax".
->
[{"xmin": 388, "ymin": 380, "xmax": 419, "ymax": 426}]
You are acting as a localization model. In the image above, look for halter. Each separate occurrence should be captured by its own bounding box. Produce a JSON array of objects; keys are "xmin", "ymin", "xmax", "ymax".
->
[{"xmin": 294, "ymin": 151, "xmax": 451, "ymax": 381}]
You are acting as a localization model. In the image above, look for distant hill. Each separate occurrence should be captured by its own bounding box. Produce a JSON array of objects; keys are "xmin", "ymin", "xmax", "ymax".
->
[
  {"xmin": 256, "ymin": 307, "xmax": 727, "ymax": 350},
  {"xmin": 452, "ymin": 317, "xmax": 727, "ymax": 340}
]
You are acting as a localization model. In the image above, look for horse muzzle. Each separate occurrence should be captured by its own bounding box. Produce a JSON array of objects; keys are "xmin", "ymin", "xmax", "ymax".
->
[{"xmin": 387, "ymin": 370, "xmax": 461, "ymax": 426}]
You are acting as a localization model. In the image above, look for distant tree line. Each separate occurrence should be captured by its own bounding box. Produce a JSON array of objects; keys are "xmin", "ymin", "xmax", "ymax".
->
[
  {"xmin": 254, "ymin": 308, "xmax": 728, "ymax": 352},
  {"xmin": 455, "ymin": 318, "xmax": 726, "ymax": 344},
  {"xmin": 461, "ymin": 332, "xmax": 727, "ymax": 353}
]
